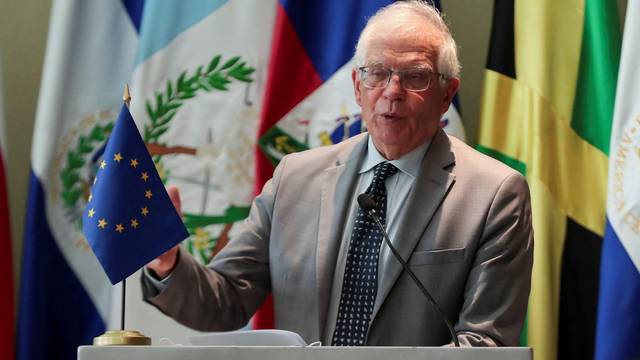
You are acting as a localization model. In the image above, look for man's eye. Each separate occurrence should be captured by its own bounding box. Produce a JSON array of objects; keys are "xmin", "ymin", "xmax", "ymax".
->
[
  {"xmin": 405, "ymin": 70, "xmax": 428, "ymax": 81},
  {"xmin": 368, "ymin": 68, "xmax": 388, "ymax": 78}
]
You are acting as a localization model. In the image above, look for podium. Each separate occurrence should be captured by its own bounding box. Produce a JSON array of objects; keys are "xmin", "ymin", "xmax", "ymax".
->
[{"xmin": 78, "ymin": 346, "xmax": 532, "ymax": 360}]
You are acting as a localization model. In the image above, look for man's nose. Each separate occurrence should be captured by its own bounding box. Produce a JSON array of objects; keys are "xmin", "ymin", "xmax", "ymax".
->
[{"xmin": 382, "ymin": 73, "xmax": 405, "ymax": 100}]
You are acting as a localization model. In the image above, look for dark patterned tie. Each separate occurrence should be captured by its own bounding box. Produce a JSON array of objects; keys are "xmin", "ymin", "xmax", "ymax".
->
[{"xmin": 331, "ymin": 162, "xmax": 398, "ymax": 346}]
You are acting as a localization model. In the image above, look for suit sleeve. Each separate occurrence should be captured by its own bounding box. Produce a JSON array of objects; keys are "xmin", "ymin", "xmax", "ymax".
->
[
  {"xmin": 140, "ymin": 156, "xmax": 289, "ymax": 331},
  {"xmin": 453, "ymin": 172, "xmax": 534, "ymax": 346}
]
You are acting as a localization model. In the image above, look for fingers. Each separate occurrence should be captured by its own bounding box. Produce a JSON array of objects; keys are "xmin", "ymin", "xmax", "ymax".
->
[
  {"xmin": 146, "ymin": 186, "xmax": 182, "ymax": 278},
  {"xmin": 147, "ymin": 246, "xmax": 179, "ymax": 278},
  {"xmin": 167, "ymin": 185, "xmax": 182, "ymax": 216}
]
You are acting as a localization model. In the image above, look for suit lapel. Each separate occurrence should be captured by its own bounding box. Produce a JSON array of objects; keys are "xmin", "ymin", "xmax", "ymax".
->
[
  {"xmin": 372, "ymin": 130, "xmax": 456, "ymax": 320},
  {"xmin": 315, "ymin": 134, "xmax": 368, "ymax": 338}
]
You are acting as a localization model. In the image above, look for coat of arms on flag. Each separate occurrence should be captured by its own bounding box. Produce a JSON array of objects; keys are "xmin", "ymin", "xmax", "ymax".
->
[{"xmin": 136, "ymin": 53, "xmax": 257, "ymax": 264}]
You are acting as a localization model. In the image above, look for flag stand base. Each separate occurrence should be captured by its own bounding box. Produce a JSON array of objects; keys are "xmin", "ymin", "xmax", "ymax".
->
[{"xmin": 93, "ymin": 330, "xmax": 151, "ymax": 346}]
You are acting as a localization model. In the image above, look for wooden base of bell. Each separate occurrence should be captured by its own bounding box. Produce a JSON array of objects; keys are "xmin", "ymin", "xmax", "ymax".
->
[{"xmin": 93, "ymin": 330, "xmax": 151, "ymax": 346}]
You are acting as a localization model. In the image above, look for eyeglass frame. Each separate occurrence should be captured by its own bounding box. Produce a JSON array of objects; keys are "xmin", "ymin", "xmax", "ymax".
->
[{"xmin": 357, "ymin": 65, "xmax": 448, "ymax": 92}]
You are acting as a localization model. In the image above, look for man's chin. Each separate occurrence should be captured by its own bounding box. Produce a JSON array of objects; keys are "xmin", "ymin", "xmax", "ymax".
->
[
  {"xmin": 370, "ymin": 138, "xmax": 414, "ymax": 158},
  {"xmin": 373, "ymin": 129, "xmax": 413, "ymax": 146}
]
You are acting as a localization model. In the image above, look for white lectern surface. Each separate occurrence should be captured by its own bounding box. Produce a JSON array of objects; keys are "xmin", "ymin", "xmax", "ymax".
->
[
  {"xmin": 78, "ymin": 345, "xmax": 532, "ymax": 360},
  {"xmin": 190, "ymin": 329, "xmax": 308, "ymax": 346}
]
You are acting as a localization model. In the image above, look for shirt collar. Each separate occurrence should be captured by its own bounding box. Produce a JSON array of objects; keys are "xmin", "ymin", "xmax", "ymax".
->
[{"xmin": 360, "ymin": 135, "xmax": 430, "ymax": 178}]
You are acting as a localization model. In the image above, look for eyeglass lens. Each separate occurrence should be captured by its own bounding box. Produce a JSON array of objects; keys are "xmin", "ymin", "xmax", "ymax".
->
[{"xmin": 361, "ymin": 67, "xmax": 433, "ymax": 91}]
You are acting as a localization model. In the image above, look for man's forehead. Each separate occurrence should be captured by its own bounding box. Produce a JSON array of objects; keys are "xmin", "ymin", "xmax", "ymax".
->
[
  {"xmin": 364, "ymin": 39, "xmax": 439, "ymax": 68},
  {"xmin": 363, "ymin": 20, "xmax": 442, "ymax": 66}
]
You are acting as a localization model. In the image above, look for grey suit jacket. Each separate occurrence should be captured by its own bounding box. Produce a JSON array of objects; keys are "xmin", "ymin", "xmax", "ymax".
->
[{"xmin": 142, "ymin": 129, "xmax": 533, "ymax": 347}]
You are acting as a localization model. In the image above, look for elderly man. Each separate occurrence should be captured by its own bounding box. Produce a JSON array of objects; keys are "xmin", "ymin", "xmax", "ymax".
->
[{"xmin": 142, "ymin": 0, "xmax": 533, "ymax": 347}]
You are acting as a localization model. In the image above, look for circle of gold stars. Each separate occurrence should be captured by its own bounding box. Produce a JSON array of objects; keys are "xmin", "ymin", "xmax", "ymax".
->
[{"xmin": 86, "ymin": 151, "xmax": 155, "ymax": 234}]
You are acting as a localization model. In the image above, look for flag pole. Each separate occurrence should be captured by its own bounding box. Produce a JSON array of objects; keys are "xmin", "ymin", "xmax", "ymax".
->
[
  {"xmin": 121, "ymin": 84, "xmax": 130, "ymax": 333},
  {"xmin": 121, "ymin": 278, "xmax": 126, "ymax": 331},
  {"xmin": 93, "ymin": 85, "xmax": 151, "ymax": 346}
]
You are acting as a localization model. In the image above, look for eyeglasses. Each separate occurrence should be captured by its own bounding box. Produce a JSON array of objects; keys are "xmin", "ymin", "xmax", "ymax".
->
[{"xmin": 358, "ymin": 65, "xmax": 444, "ymax": 92}]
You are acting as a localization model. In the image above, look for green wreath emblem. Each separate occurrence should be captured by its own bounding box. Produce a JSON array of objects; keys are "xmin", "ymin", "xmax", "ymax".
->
[
  {"xmin": 60, "ymin": 122, "xmax": 114, "ymax": 215},
  {"xmin": 143, "ymin": 54, "xmax": 255, "ymax": 263},
  {"xmin": 143, "ymin": 55, "xmax": 255, "ymax": 146}
]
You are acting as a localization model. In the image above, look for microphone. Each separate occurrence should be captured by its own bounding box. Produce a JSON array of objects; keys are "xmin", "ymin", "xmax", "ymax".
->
[{"xmin": 357, "ymin": 193, "xmax": 460, "ymax": 347}]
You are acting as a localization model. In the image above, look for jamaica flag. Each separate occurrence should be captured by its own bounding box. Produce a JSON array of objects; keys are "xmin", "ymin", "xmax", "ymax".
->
[{"xmin": 477, "ymin": 1, "xmax": 621, "ymax": 359}]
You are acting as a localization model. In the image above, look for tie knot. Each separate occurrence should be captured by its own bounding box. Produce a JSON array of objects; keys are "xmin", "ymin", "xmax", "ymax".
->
[{"xmin": 372, "ymin": 162, "xmax": 398, "ymax": 184}]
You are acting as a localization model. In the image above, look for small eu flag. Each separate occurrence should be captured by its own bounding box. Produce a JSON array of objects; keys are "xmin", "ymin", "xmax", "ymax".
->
[{"xmin": 82, "ymin": 105, "xmax": 188, "ymax": 284}]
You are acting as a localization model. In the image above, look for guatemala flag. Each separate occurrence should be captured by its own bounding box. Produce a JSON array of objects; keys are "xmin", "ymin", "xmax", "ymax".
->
[
  {"xmin": 595, "ymin": 1, "xmax": 640, "ymax": 359},
  {"xmin": 124, "ymin": 0, "xmax": 276, "ymax": 343}
]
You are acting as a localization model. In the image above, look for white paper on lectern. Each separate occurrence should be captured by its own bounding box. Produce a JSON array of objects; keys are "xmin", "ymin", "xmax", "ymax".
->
[{"xmin": 189, "ymin": 329, "xmax": 308, "ymax": 346}]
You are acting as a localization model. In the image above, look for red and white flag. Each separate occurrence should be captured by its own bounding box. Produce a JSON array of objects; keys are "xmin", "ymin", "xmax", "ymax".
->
[{"xmin": 0, "ymin": 49, "xmax": 15, "ymax": 360}]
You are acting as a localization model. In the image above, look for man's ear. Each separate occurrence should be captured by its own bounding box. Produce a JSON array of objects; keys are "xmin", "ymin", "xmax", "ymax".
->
[
  {"xmin": 352, "ymin": 68, "xmax": 362, "ymax": 106},
  {"xmin": 440, "ymin": 77, "xmax": 460, "ymax": 114}
]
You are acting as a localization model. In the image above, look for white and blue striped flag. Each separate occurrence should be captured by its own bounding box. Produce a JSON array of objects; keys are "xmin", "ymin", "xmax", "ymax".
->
[
  {"xmin": 595, "ymin": 1, "xmax": 640, "ymax": 359},
  {"xmin": 17, "ymin": 1, "xmax": 137, "ymax": 359}
]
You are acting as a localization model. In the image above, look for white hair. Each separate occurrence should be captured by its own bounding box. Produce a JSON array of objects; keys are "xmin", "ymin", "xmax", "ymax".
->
[{"xmin": 354, "ymin": 1, "xmax": 461, "ymax": 81}]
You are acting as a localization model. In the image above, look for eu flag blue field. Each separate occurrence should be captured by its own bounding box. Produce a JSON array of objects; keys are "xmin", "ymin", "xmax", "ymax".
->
[{"xmin": 82, "ymin": 105, "xmax": 188, "ymax": 284}]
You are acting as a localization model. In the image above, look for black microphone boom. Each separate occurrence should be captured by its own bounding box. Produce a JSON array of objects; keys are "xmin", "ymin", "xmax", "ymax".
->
[{"xmin": 357, "ymin": 193, "xmax": 460, "ymax": 347}]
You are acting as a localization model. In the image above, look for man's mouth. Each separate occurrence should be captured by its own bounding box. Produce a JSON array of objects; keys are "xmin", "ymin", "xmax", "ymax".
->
[{"xmin": 380, "ymin": 112, "xmax": 403, "ymax": 120}]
